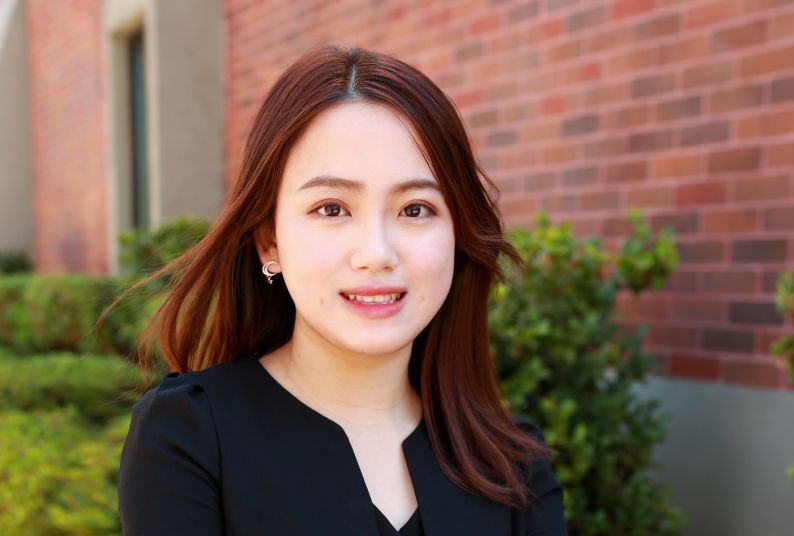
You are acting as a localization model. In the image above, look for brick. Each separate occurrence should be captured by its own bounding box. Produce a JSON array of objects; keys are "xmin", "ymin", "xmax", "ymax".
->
[
  {"xmin": 607, "ymin": 48, "xmax": 659, "ymax": 76},
  {"xmin": 456, "ymin": 42, "xmax": 483, "ymax": 62},
  {"xmin": 669, "ymin": 354, "xmax": 721, "ymax": 381},
  {"xmin": 468, "ymin": 109, "xmax": 498, "ymax": 127},
  {"xmin": 632, "ymin": 73, "xmax": 676, "ymax": 98},
  {"xmin": 521, "ymin": 123, "xmax": 557, "ymax": 142},
  {"xmin": 701, "ymin": 209, "xmax": 757, "ymax": 233},
  {"xmin": 540, "ymin": 194, "xmax": 577, "ymax": 212},
  {"xmin": 561, "ymin": 166, "xmax": 598, "ymax": 187},
  {"xmin": 658, "ymin": 36, "xmax": 710, "ymax": 64},
  {"xmin": 506, "ymin": 2, "xmax": 540, "ymax": 23},
  {"xmin": 629, "ymin": 130, "xmax": 674, "ymax": 152},
  {"xmin": 684, "ymin": 0, "xmax": 742, "ymax": 30},
  {"xmin": 683, "ymin": 61, "xmax": 732, "ymax": 88},
  {"xmin": 547, "ymin": 0, "xmax": 578, "ymax": 10},
  {"xmin": 664, "ymin": 271, "xmax": 698, "ymax": 292},
  {"xmin": 651, "ymin": 212, "xmax": 698, "ymax": 234},
  {"xmin": 656, "ymin": 96, "xmax": 701, "ymax": 121},
  {"xmin": 486, "ymin": 130, "xmax": 518, "ymax": 147},
  {"xmin": 767, "ymin": 143, "xmax": 794, "ymax": 167},
  {"xmin": 678, "ymin": 241, "xmax": 725, "ymax": 263},
  {"xmin": 561, "ymin": 114, "xmax": 599, "ymax": 136},
  {"xmin": 732, "ymin": 239, "xmax": 788, "ymax": 262},
  {"xmin": 541, "ymin": 17, "xmax": 564, "ymax": 38},
  {"xmin": 603, "ymin": 216, "xmax": 634, "ymax": 236},
  {"xmin": 764, "ymin": 207, "xmax": 794, "ymax": 231},
  {"xmin": 732, "ymin": 175, "xmax": 794, "ymax": 202},
  {"xmin": 617, "ymin": 296, "xmax": 670, "ymax": 320},
  {"xmin": 770, "ymin": 11, "xmax": 794, "ymax": 39},
  {"xmin": 700, "ymin": 270, "xmax": 757, "ymax": 294},
  {"xmin": 567, "ymin": 6, "xmax": 606, "ymax": 32},
  {"xmin": 771, "ymin": 76, "xmax": 794, "ymax": 103},
  {"xmin": 541, "ymin": 95, "xmax": 567, "ymax": 115},
  {"xmin": 709, "ymin": 85, "xmax": 763, "ymax": 113},
  {"xmin": 729, "ymin": 301, "xmax": 784, "ymax": 325},
  {"xmin": 763, "ymin": 271, "xmax": 782, "ymax": 293},
  {"xmin": 610, "ymin": 0, "xmax": 656, "ymax": 20},
  {"xmin": 653, "ymin": 154, "xmax": 701, "ymax": 178},
  {"xmin": 581, "ymin": 191, "xmax": 620, "ymax": 211},
  {"xmin": 635, "ymin": 13, "xmax": 680, "ymax": 40},
  {"xmin": 737, "ymin": 110, "xmax": 794, "ymax": 139},
  {"xmin": 588, "ymin": 26, "xmax": 633, "ymax": 53},
  {"xmin": 546, "ymin": 39, "xmax": 582, "ymax": 63},
  {"xmin": 722, "ymin": 360, "xmax": 779, "ymax": 389},
  {"xmin": 739, "ymin": 44, "xmax": 794, "ymax": 78},
  {"xmin": 542, "ymin": 143, "xmax": 578, "ymax": 164},
  {"xmin": 712, "ymin": 20, "xmax": 767, "ymax": 53},
  {"xmin": 702, "ymin": 329, "xmax": 755, "ymax": 353},
  {"xmin": 707, "ymin": 147, "xmax": 761, "ymax": 173},
  {"xmin": 627, "ymin": 186, "xmax": 675, "ymax": 209},
  {"xmin": 646, "ymin": 325, "xmax": 699, "ymax": 349},
  {"xmin": 680, "ymin": 121, "xmax": 730, "ymax": 147},
  {"xmin": 584, "ymin": 83, "xmax": 628, "ymax": 107},
  {"xmin": 672, "ymin": 301, "xmax": 722, "ymax": 322},
  {"xmin": 470, "ymin": 12, "xmax": 501, "ymax": 34},
  {"xmin": 523, "ymin": 172, "xmax": 556, "ymax": 191},
  {"xmin": 582, "ymin": 137, "xmax": 627, "ymax": 158},
  {"xmin": 701, "ymin": 271, "xmax": 756, "ymax": 293},
  {"xmin": 604, "ymin": 161, "xmax": 646, "ymax": 183},
  {"xmin": 676, "ymin": 181, "xmax": 727, "ymax": 206},
  {"xmin": 604, "ymin": 104, "xmax": 647, "ymax": 129}
]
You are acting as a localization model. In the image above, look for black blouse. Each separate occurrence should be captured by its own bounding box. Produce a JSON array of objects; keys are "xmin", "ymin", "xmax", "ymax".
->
[{"xmin": 118, "ymin": 355, "xmax": 567, "ymax": 535}]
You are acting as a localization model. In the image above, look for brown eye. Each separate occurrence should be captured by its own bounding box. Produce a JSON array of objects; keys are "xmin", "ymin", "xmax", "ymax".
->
[
  {"xmin": 314, "ymin": 202, "xmax": 349, "ymax": 218},
  {"xmin": 402, "ymin": 203, "xmax": 437, "ymax": 218}
]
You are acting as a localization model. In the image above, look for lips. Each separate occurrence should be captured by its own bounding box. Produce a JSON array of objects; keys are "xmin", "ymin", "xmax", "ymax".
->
[{"xmin": 338, "ymin": 286, "xmax": 407, "ymax": 296}]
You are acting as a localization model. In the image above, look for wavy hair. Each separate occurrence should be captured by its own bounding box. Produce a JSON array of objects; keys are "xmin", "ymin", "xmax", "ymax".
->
[{"xmin": 105, "ymin": 43, "xmax": 549, "ymax": 508}]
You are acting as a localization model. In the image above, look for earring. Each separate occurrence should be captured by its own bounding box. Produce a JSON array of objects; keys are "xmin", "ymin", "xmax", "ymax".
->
[{"xmin": 262, "ymin": 261, "xmax": 280, "ymax": 285}]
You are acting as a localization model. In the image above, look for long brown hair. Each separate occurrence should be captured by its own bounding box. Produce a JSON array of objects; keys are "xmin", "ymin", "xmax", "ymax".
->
[{"xmin": 106, "ymin": 43, "xmax": 549, "ymax": 508}]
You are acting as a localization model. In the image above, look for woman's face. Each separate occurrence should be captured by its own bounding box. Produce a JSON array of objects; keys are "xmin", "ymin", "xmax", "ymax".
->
[{"xmin": 259, "ymin": 101, "xmax": 456, "ymax": 358}]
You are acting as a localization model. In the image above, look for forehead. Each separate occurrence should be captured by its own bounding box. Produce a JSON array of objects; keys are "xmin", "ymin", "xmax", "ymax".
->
[{"xmin": 281, "ymin": 102, "xmax": 439, "ymax": 194}]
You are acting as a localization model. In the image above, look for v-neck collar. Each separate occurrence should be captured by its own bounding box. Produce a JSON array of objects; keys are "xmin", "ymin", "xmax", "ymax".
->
[{"xmin": 240, "ymin": 355, "xmax": 511, "ymax": 535}]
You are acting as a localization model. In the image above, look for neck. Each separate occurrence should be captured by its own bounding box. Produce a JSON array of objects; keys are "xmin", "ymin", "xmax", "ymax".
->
[{"xmin": 271, "ymin": 322, "xmax": 422, "ymax": 432}]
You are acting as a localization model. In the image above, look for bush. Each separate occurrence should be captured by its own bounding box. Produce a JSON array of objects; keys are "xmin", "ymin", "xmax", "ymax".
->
[
  {"xmin": 0, "ymin": 353, "xmax": 147, "ymax": 422},
  {"xmin": 118, "ymin": 215, "xmax": 209, "ymax": 290},
  {"xmin": 770, "ymin": 270, "xmax": 794, "ymax": 480},
  {"xmin": 0, "ymin": 250, "xmax": 31, "ymax": 274},
  {"xmin": 0, "ymin": 274, "xmax": 161, "ymax": 358},
  {"xmin": 490, "ymin": 210, "xmax": 686, "ymax": 535},
  {"xmin": 0, "ymin": 408, "xmax": 127, "ymax": 535}
]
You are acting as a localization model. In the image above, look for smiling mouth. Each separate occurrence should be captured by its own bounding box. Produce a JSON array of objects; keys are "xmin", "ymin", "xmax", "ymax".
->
[{"xmin": 340, "ymin": 292, "xmax": 407, "ymax": 304}]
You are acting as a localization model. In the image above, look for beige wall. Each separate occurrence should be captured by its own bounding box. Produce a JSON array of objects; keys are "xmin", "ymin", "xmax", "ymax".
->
[
  {"xmin": 0, "ymin": 0, "xmax": 33, "ymax": 258},
  {"xmin": 104, "ymin": 0, "xmax": 224, "ymax": 273}
]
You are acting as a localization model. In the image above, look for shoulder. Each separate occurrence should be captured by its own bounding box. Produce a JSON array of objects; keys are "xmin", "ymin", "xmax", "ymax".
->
[{"xmin": 510, "ymin": 414, "xmax": 548, "ymax": 443}]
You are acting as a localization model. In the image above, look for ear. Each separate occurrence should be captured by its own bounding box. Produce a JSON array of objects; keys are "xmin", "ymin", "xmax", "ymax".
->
[{"xmin": 254, "ymin": 228, "xmax": 280, "ymax": 271}]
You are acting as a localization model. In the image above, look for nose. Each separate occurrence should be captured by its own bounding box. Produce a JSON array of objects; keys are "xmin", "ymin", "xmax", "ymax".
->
[{"xmin": 349, "ymin": 214, "xmax": 398, "ymax": 273}]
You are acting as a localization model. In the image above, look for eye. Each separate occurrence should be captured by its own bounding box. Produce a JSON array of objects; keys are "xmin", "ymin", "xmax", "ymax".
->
[
  {"xmin": 401, "ymin": 202, "xmax": 437, "ymax": 218},
  {"xmin": 312, "ymin": 202, "xmax": 349, "ymax": 218}
]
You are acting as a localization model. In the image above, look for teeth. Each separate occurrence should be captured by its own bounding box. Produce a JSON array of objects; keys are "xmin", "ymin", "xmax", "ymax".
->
[{"xmin": 345, "ymin": 293, "xmax": 402, "ymax": 304}]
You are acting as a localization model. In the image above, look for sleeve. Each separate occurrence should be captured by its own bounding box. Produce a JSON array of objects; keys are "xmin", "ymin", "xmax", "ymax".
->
[
  {"xmin": 118, "ymin": 373, "xmax": 223, "ymax": 535},
  {"xmin": 513, "ymin": 416, "xmax": 568, "ymax": 536}
]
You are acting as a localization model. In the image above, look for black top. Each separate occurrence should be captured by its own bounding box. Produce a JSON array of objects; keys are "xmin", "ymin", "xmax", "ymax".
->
[
  {"xmin": 373, "ymin": 503, "xmax": 423, "ymax": 535},
  {"xmin": 118, "ymin": 355, "xmax": 567, "ymax": 535}
]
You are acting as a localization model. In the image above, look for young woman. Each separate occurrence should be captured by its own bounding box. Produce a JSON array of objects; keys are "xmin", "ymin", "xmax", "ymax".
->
[{"xmin": 117, "ymin": 44, "xmax": 567, "ymax": 536}]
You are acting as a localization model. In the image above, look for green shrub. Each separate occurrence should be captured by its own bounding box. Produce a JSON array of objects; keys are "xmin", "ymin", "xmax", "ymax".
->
[
  {"xmin": 118, "ymin": 215, "xmax": 209, "ymax": 290},
  {"xmin": 0, "ymin": 250, "xmax": 31, "ymax": 274},
  {"xmin": 770, "ymin": 270, "xmax": 794, "ymax": 480},
  {"xmin": 490, "ymin": 210, "xmax": 685, "ymax": 535},
  {"xmin": 0, "ymin": 408, "xmax": 127, "ymax": 535},
  {"xmin": 0, "ymin": 274, "xmax": 161, "ymax": 358},
  {"xmin": 0, "ymin": 273, "xmax": 28, "ymax": 347},
  {"xmin": 0, "ymin": 353, "xmax": 147, "ymax": 422}
]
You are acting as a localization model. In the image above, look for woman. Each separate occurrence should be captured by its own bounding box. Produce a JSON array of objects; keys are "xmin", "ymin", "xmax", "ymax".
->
[{"xmin": 117, "ymin": 44, "xmax": 567, "ymax": 535}]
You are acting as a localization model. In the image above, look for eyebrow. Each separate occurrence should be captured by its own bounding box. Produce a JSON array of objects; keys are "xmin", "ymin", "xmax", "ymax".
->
[{"xmin": 297, "ymin": 175, "xmax": 442, "ymax": 195}]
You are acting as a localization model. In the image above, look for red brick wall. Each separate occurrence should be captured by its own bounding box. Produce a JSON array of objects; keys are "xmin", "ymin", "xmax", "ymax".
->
[
  {"xmin": 26, "ymin": 0, "xmax": 107, "ymax": 275},
  {"xmin": 223, "ymin": 0, "xmax": 794, "ymax": 390}
]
